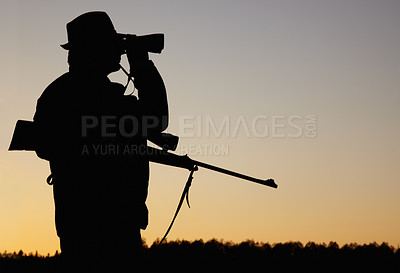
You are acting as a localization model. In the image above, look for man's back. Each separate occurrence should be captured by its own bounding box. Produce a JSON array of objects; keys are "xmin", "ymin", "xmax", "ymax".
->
[{"xmin": 35, "ymin": 70, "xmax": 150, "ymax": 233}]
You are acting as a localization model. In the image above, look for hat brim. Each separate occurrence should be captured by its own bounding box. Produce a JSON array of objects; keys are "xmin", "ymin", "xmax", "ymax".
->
[{"xmin": 60, "ymin": 43, "xmax": 70, "ymax": 50}]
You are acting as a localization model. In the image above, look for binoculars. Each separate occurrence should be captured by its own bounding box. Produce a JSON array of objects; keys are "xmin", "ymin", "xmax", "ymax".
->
[{"xmin": 118, "ymin": 33, "xmax": 164, "ymax": 54}]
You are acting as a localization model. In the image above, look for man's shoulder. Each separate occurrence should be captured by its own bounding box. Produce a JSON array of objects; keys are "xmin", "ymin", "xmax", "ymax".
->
[
  {"xmin": 48, "ymin": 72, "xmax": 73, "ymax": 89},
  {"xmin": 39, "ymin": 72, "xmax": 72, "ymax": 100}
]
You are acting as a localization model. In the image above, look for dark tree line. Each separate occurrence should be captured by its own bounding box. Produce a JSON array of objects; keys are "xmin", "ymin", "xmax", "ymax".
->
[{"xmin": 1, "ymin": 240, "xmax": 399, "ymax": 272}]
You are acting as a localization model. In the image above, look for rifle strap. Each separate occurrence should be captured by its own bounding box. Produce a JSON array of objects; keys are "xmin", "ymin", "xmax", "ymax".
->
[{"xmin": 158, "ymin": 165, "xmax": 198, "ymax": 245}]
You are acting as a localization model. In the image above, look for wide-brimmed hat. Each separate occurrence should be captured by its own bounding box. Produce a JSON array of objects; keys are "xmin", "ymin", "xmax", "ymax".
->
[{"xmin": 61, "ymin": 11, "xmax": 118, "ymax": 50}]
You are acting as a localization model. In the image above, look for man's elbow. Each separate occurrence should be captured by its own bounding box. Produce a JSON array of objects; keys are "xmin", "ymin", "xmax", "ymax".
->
[
  {"xmin": 154, "ymin": 105, "xmax": 169, "ymax": 132},
  {"xmin": 160, "ymin": 112, "xmax": 168, "ymax": 131},
  {"xmin": 143, "ymin": 114, "xmax": 168, "ymax": 135},
  {"xmin": 157, "ymin": 113, "xmax": 169, "ymax": 132}
]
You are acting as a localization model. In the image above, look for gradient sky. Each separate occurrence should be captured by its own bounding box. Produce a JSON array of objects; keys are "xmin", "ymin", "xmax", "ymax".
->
[{"xmin": 1, "ymin": 0, "xmax": 400, "ymax": 254}]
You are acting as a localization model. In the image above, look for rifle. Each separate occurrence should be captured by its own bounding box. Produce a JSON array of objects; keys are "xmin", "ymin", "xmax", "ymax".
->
[
  {"xmin": 9, "ymin": 120, "xmax": 277, "ymax": 243},
  {"xmin": 9, "ymin": 120, "xmax": 277, "ymax": 188}
]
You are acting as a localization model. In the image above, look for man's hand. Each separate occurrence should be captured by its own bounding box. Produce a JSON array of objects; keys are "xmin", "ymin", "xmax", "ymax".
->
[{"xmin": 126, "ymin": 44, "xmax": 149, "ymax": 77}]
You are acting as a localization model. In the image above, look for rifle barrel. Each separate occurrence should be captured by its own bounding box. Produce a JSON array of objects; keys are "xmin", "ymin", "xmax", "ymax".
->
[
  {"xmin": 146, "ymin": 146, "xmax": 277, "ymax": 189},
  {"xmin": 192, "ymin": 160, "xmax": 278, "ymax": 188}
]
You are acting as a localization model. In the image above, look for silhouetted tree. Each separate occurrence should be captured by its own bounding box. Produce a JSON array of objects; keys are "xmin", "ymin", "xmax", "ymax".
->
[{"xmin": 1, "ymin": 240, "xmax": 400, "ymax": 272}]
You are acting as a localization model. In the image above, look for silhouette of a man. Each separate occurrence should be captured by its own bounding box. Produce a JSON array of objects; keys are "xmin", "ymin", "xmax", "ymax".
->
[{"xmin": 33, "ymin": 11, "xmax": 168, "ymax": 272}]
